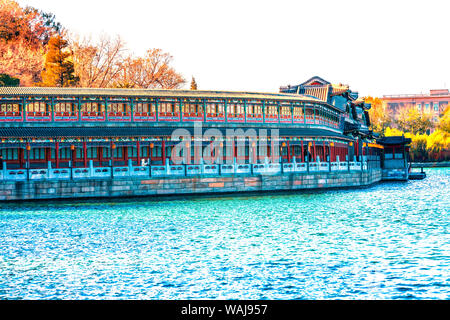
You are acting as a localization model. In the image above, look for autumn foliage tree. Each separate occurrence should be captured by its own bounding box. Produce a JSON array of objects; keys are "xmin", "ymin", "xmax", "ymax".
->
[
  {"xmin": 113, "ymin": 49, "xmax": 185, "ymax": 89},
  {"xmin": 0, "ymin": 0, "xmax": 61, "ymax": 85},
  {"xmin": 397, "ymin": 107, "xmax": 434, "ymax": 135},
  {"xmin": 70, "ymin": 36, "xmax": 185, "ymax": 89},
  {"xmin": 365, "ymin": 96, "xmax": 391, "ymax": 135},
  {"xmin": 70, "ymin": 34, "xmax": 126, "ymax": 88},
  {"xmin": 39, "ymin": 35, "xmax": 78, "ymax": 87},
  {"xmin": 439, "ymin": 106, "xmax": 450, "ymax": 134},
  {"xmin": 369, "ymin": 95, "xmax": 448, "ymax": 161},
  {"xmin": 1, "ymin": 1, "xmax": 186, "ymax": 89}
]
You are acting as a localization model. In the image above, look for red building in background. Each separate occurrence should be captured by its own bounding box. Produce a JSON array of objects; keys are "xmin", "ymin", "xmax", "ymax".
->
[{"xmin": 381, "ymin": 89, "xmax": 449, "ymax": 124}]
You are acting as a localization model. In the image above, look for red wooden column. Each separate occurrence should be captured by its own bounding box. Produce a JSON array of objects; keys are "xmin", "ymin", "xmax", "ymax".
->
[
  {"xmin": 251, "ymin": 141, "xmax": 257, "ymax": 164},
  {"xmin": 124, "ymin": 146, "xmax": 128, "ymax": 163},
  {"xmin": 186, "ymin": 142, "xmax": 191, "ymax": 165},
  {"xmin": 83, "ymin": 141, "xmax": 87, "ymax": 168},
  {"xmin": 162, "ymin": 140, "xmax": 166, "ymax": 164},
  {"xmin": 332, "ymin": 143, "xmax": 335, "ymax": 162},
  {"xmin": 55, "ymin": 141, "xmax": 59, "ymax": 168},
  {"xmin": 26, "ymin": 143, "xmax": 30, "ymax": 170},
  {"xmin": 193, "ymin": 141, "xmax": 198, "ymax": 164},
  {"xmin": 287, "ymin": 141, "xmax": 291, "ymax": 163},
  {"xmin": 110, "ymin": 141, "xmax": 115, "ymax": 168},
  {"xmin": 71, "ymin": 145, "xmax": 75, "ymax": 168},
  {"xmin": 301, "ymin": 140, "xmax": 304, "ymax": 162},
  {"xmin": 232, "ymin": 139, "xmax": 235, "ymax": 163},
  {"xmin": 313, "ymin": 141, "xmax": 316, "ymax": 161},
  {"xmin": 136, "ymin": 140, "xmax": 141, "ymax": 165},
  {"xmin": 209, "ymin": 141, "xmax": 214, "ymax": 164}
]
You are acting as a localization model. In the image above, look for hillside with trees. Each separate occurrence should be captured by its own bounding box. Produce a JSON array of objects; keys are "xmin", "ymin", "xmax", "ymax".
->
[{"xmin": 0, "ymin": 0, "xmax": 185, "ymax": 88}]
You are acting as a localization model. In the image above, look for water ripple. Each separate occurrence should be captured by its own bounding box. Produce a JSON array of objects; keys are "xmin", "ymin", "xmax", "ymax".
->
[{"xmin": 0, "ymin": 168, "xmax": 449, "ymax": 299}]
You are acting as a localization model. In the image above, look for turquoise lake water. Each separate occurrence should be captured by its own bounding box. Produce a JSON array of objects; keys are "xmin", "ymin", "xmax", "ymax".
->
[{"xmin": 0, "ymin": 168, "xmax": 449, "ymax": 299}]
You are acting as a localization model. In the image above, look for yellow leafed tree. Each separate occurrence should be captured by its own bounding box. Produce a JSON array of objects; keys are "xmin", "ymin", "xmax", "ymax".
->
[
  {"xmin": 397, "ymin": 107, "xmax": 433, "ymax": 135},
  {"xmin": 39, "ymin": 35, "xmax": 78, "ymax": 87},
  {"xmin": 439, "ymin": 106, "xmax": 450, "ymax": 134},
  {"xmin": 426, "ymin": 129, "xmax": 450, "ymax": 160},
  {"xmin": 365, "ymin": 96, "xmax": 391, "ymax": 135}
]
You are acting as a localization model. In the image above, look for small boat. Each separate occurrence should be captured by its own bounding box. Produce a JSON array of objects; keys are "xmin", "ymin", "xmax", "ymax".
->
[
  {"xmin": 408, "ymin": 168, "xmax": 426, "ymax": 180},
  {"xmin": 409, "ymin": 171, "xmax": 426, "ymax": 180}
]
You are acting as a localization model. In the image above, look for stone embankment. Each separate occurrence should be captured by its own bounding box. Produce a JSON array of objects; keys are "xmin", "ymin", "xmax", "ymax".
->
[{"xmin": 0, "ymin": 169, "xmax": 382, "ymax": 201}]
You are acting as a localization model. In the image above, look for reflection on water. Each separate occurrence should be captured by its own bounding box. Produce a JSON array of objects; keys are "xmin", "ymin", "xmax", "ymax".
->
[{"xmin": 0, "ymin": 168, "xmax": 449, "ymax": 299}]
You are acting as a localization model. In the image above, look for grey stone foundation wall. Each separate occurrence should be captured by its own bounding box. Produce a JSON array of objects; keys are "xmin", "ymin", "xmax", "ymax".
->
[{"xmin": 0, "ymin": 169, "xmax": 382, "ymax": 201}]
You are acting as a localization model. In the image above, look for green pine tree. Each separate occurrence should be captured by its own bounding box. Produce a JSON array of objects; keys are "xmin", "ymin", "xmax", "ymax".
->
[
  {"xmin": 0, "ymin": 74, "xmax": 20, "ymax": 87},
  {"xmin": 190, "ymin": 76, "xmax": 198, "ymax": 90}
]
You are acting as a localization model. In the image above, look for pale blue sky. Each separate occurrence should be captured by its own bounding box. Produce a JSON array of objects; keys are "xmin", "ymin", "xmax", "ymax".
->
[{"xmin": 17, "ymin": 0, "xmax": 450, "ymax": 97}]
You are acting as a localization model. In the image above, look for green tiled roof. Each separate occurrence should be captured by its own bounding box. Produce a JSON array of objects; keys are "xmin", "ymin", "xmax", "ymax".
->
[
  {"xmin": 0, "ymin": 87, "xmax": 323, "ymax": 103},
  {"xmin": 0, "ymin": 126, "xmax": 350, "ymax": 140}
]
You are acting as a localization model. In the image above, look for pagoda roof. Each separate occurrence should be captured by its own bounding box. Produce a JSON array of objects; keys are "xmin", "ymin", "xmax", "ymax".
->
[
  {"xmin": 377, "ymin": 136, "xmax": 412, "ymax": 146},
  {"xmin": 299, "ymin": 76, "xmax": 331, "ymax": 86},
  {"xmin": 280, "ymin": 77, "xmax": 354, "ymax": 103}
]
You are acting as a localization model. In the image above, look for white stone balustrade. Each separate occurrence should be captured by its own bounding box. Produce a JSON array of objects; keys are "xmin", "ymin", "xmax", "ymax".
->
[
  {"xmin": 73, "ymin": 168, "xmax": 91, "ymax": 179},
  {"xmin": 130, "ymin": 166, "xmax": 149, "ymax": 177},
  {"xmin": 202, "ymin": 164, "xmax": 219, "ymax": 175},
  {"xmin": 235, "ymin": 164, "xmax": 251, "ymax": 174},
  {"xmin": 330, "ymin": 162, "xmax": 339, "ymax": 171},
  {"xmin": 0, "ymin": 157, "xmax": 372, "ymax": 181},
  {"xmin": 318, "ymin": 162, "xmax": 329, "ymax": 172},
  {"xmin": 186, "ymin": 165, "xmax": 202, "ymax": 175},
  {"xmin": 5, "ymin": 169, "xmax": 27, "ymax": 181},
  {"xmin": 168, "ymin": 165, "xmax": 185, "ymax": 176},
  {"xmin": 112, "ymin": 167, "xmax": 130, "ymax": 177},
  {"xmin": 49, "ymin": 168, "xmax": 71, "ymax": 179},
  {"xmin": 294, "ymin": 163, "xmax": 308, "ymax": 172},
  {"xmin": 150, "ymin": 165, "xmax": 166, "ymax": 176},
  {"xmin": 220, "ymin": 164, "xmax": 235, "ymax": 174}
]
